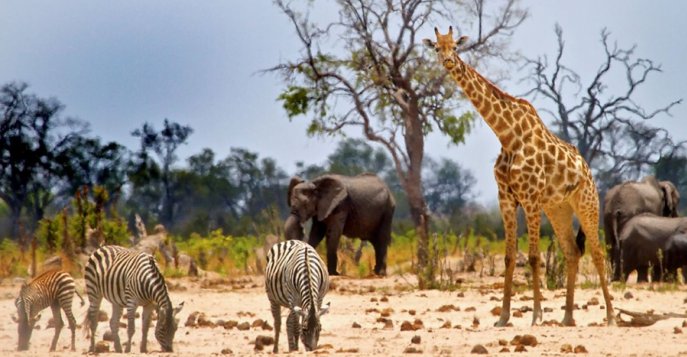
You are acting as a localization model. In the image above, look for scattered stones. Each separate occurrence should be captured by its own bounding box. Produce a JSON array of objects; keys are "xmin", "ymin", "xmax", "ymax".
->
[
  {"xmin": 519, "ymin": 306, "xmax": 533, "ymax": 312},
  {"xmin": 197, "ymin": 313, "xmax": 216, "ymax": 327},
  {"xmin": 675, "ymin": 327, "xmax": 683, "ymax": 334},
  {"xmin": 514, "ymin": 345, "xmax": 527, "ymax": 352},
  {"xmin": 512, "ymin": 310, "xmax": 523, "ymax": 318},
  {"xmin": 380, "ymin": 296, "xmax": 389, "ymax": 302},
  {"xmin": 95, "ymin": 341, "xmax": 110, "ymax": 353},
  {"xmin": 437, "ymin": 304, "xmax": 460, "ymax": 312},
  {"xmin": 97, "ymin": 310, "xmax": 108, "ymax": 322},
  {"xmin": 470, "ymin": 344, "xmax": 488, "ymax": 354},
  {"xmin": 519, "ymin": 334, "xmax": 538, "ymax": 347},
  {"xmin": 465, "ymin": 306, "xmax": 476, "ymax": 312},
  {"xmin": 587, "ymin": 297, "xmax": 599, "ymax": 306},
  {"xmin": 370, "ymin": 297, "xmax": 378, "ymax": 302},
  {"xmin": 624, "ymin": 292, "xmax": 634, "ymax": 299},
  {"xmin": 401, "ymin": 321, "xmax": 414, "ymax": 331},
  {"xmin": 404, "ymin": 346, "xmax": 422, "ymax": 354},
  {"xmin": 254, "ymin": 335, "xmax": 275, "ymax": 351},
  {"xmin": 456, "ymin": 292, "xmax": 465, "ymax": 297},
  {"xmin": 472, "ymin": 317, "xmax": 480, "ymax": 328},
  {"xmin": 411, "ymin": 335, "xmax": 421, "ymax": 344},
  {"xmin": 352, "ymin": 322, "xmax": 361, "ymax": 328},
  {"xmin": 221, "ymin": 348, "xmax": 233, "ymax": 354},
  {"xmin": 490, "ymin": 307, "xmax": 502, "ymax": 316},
  {"xmin": 561, "ymin": 344, "xmax": 573, "ymax": 353},
  {"xmin": 185, "ymin": 311, "xmax": 200, "ymax": 327},
  {"xmin": 683, "ymin": 320, "xmax": 687, "ymax": 328},
  {"xmin": 499, "ymin": 347, "xmax": 510, "ymax": 353},
  {"xmin": 383, "ymin": 319, "xmax": 394, "ymax": 330},
  {"xmin": 440, "ymin": 321, "xmax": 451, "ymax": 329},
  {"xmin": 413, "ymin": 319, "xmax": 424, "ymax": 330},
  {"xmin": 543, "ymin": 307, "xmax": 554, "ymax": 313},
  {"xmin": 498, "ymin": 339, "xmax": 508, "ymax": 346},
  {"xmin": 236, "ymin": 322, "xmax": 250, "ymax": 331},
  {"xmin": 408, "ymin": 310, "xmax": 416, "ymax": 316},
  {"xmin": 222, "ymin": 320, "xmax": 239, "ymax": 330},
  {"xmin": 574, "ymin": 345, "xmax": 588, "ymax": 353},
  {"xmin": 103, "ymin": 330, "xmax": 114, "ymax": 342},
  {"xmin": 336, "ymin": 348, "xmax": 359, "ymax": 353},
  {"xmin": 380, "ymin": 308, "xmax": 393, "ymax": 317},
  {"xmin": 365, "ymin": 308, "xmax": 379, "ymax": 314}
]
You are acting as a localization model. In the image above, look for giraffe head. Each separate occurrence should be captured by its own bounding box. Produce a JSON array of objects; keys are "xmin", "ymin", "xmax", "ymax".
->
[{"xmin": 423, "ymin": 26, "xmax": 468, "ymax": 71}]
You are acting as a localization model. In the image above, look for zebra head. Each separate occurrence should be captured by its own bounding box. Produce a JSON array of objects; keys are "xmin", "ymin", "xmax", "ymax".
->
[
  {"xmin": 14, "ymin": 284, "xmax": 40, "ymax": 351},
  {"xmin": 155, "ymin": 301, "xmax": 184, "ymax": 352},
  {"xmin": 294, "ymin": 301, "xmax": 330, "ymax": 351}
]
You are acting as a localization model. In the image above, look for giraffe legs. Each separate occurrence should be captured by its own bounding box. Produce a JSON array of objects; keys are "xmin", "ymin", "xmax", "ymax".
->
[
  {"xmin": 573, "ymin": 189, "xmax": 616, "ymax": 326},
  {"xmin": 545, "ymin": 203, "xmax": 579, "ymax": 326},
  {"xmin": 495, "ymin": 194, "xmax": 518, "ymax": 327},
  {"xmin": 522, "ymin": 203, "xmax": 544, "ymax": 326}
]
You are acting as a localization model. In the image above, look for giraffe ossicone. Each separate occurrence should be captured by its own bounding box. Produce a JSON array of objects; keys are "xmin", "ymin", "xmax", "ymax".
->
[{"xmin": 425, "ymin": 27, "xmax": 615, "ymax": 327}]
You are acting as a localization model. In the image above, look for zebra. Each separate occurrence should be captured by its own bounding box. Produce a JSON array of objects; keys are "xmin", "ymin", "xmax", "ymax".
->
[
  {"xmin": 265, "ymin": 240, "xmax": 330, "ymax": 353},
  {"xmin": 84, "ymin": 245, "xmax": 184, "ymax": 353},
  {"xmin": 13, "ymin": 269, "xmax": 84, "ymax": 351}
]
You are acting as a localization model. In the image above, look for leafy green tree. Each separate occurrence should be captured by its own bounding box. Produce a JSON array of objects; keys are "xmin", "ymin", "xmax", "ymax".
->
[
  {"xmin": 654, "ymin": 152, "xmax": 687, "ymax": 212},
  {"xmin": 271, "ymin": 0, "xmax": 527, "ymax": 286},
  {"xmin": 130, "ymin": 119, "xmax": 193, "ymax": 228}
]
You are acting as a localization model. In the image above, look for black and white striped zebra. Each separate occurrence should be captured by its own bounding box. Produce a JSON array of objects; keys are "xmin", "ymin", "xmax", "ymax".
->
[
  {"xmin": 14, "ymin": 269, "xmax": 84, "ymax": 351},
  {"xmin": 84, "ymin": 245, "xmax": 183, "ymax": 353},
  {"xmin": 265, "ymin": 240, "xmax": 330, "ymax": 352}
]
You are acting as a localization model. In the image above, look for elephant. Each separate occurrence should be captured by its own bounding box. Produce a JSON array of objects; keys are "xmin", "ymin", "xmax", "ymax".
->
[
  {"xmin": 617, "ymin": 213, "xmax": 687, "ymax": 282},
  {"xmin": 285, "ymin": 173, "xmax": 396, "ymax": 276},
  {"xmin": 603, "ymin": 176, "xmax": 680, "ymax": 280}
]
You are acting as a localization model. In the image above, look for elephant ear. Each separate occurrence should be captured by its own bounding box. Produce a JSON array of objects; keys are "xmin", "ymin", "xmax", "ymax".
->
[
  {"xmin": 313, "ymin": 176, "xmax": 348, "ymax": 221},
  {"xmin": 287, "ymin": 176, "xmax": 305, "ymax": 208},
  {"xmin": 660, "ymin": 180, "xmax": 680, "ymax": 217}
]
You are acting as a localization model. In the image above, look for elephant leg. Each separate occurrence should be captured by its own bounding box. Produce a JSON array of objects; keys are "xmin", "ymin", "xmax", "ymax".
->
[
  {"xmin": 372, "ymin": 212, "xmax": 393, "ymax": 276},
  {"xmin": 636, "ymin": 266, "xmax": 649, "ymax": 283},
  {"xmin": 326, "ymin": 233, "xmax": 342, "ymax": 276},
  {"xmin": 307, "ymin": 220, "xmax": 327, "ymax": 249}
]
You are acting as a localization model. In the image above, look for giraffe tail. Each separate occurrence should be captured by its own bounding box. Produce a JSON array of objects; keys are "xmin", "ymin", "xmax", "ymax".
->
[{"xmin": 575, "ymin": 228, "xmax": 586, "ymax": 256}]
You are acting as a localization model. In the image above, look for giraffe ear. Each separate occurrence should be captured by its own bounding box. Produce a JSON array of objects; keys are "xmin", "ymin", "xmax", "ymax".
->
[{"xmin": 456, "ymin": 36, "xmax": 469, "ymax": 47}]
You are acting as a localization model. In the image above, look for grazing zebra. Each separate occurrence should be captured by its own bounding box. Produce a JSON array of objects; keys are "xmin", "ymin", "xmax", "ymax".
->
[
  {"xmin": 84, "ymin": 245, "xmax": 183, "ymax": 353},
  {"xmin": 13, "ymin": 269, "xmax": 84, "ymax": 351},
  {"xmin": 265, "ymin": 240, "xmax": 330, "ymax": 353}
]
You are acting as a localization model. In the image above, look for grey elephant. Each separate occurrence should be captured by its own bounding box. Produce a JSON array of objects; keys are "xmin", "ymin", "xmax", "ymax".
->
[
  {"xmin": 603, "ymin": 176, "xmax": 680, "ymax": 280},
  {"xmin": 618, "ymin": 213, "xmax": 687, "ymax": 282},
  {"xmin": 285, "ymin": 173, "xmax": 395, "ymax": 276}
]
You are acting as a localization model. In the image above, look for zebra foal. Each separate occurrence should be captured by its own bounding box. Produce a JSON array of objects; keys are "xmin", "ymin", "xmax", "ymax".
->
[
  {"xmin": 84, "ymin": 245, "xmax": 183, "ymax": 353},
  {"xmin": 14, "ymin": 269, "xmax": 84, "ymax": 351},
  {"xmin": 265, "ymin": 240, "xmax": 330, "ymax": 352}
]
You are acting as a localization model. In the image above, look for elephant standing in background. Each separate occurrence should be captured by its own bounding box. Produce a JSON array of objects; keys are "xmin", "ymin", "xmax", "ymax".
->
[
  {"xmin": 285, "ymin": 173, "xmax": 395, "ymax": 276},
  {"xmin": 603, "ymin": 176, "xmax": 680, "ymax": 281},
  {"xmin": 618, "ymin": 213, "xmax": 687, "ymax": 282}
]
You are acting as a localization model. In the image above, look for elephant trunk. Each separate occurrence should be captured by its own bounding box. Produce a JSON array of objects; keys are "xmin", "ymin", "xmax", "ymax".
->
[{"xmin": 284, "ymin": 214, "xmax": 305, "ymax": 241}]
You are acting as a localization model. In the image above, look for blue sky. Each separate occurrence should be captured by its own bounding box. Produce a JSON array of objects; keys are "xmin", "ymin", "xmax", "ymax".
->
[{"xmin": 1, "ymin": 1, "xmax": 684, "ymax": 206}]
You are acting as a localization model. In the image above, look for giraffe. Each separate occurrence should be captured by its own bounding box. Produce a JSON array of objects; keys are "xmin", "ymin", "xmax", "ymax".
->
[{"xmin": 424, "ymin": 27, "xmax": 615, "ymax": 327}]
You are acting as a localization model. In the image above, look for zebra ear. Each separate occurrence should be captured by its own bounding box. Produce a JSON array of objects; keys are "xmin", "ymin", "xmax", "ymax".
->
[{"xmin": 319, "ymin": 302, "xmax": 331, "ymax": 317}]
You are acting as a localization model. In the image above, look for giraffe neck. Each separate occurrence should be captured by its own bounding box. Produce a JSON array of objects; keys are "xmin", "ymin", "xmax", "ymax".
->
[{"xmin": 448, "ymin": 55, "xmax": 544, "ymax": 150}]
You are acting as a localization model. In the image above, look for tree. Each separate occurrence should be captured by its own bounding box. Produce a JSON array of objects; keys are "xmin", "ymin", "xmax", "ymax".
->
[
  {"xmin": 271, "ymin": 0, "xmax": 527, "ymax": 287},
  {"xmin": 521, "ymin": 25, "xmax": 684, "ymax": 192},
  {"xmin": 130, "ymin": 119, "xmax": 193, "ymax": 228},
  {"xmin": 424, "ymin": 157, "xmax": 476, "ymax": 218},
  {"xmin": 654, "ymin": 151, "xmax": 687, "ymax": 212},
  {"xmin": 326, "ymin": 138, "xmax": 391, "ymax": 177}
]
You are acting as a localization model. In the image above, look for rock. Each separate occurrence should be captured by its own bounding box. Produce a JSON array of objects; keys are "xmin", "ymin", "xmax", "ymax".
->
[
  {"xmin": 336, "ymin": 348, "xmax": 359, "ymax": 353},
  {"xmin": 409, "ymin": 310, "xmax": 416, "ymax": 316},
  {"xmin": 561, "ymin": 343, "xmax": 573, "ymax": 353},
  {"xmin": 254, "ymin": 335, "xmax": 274, "ymax": 351},
  {"xmin": 237, "ymin": 322, "xmax": 250, "ymax": 331},
  {"xmin": 252, "ymin": 319, "xmax": 265, "ymax": 328},
  {"xmin": 223, "ymin": 320, "xmax": 239, "ymax": 330},
  {"xmin": 381, "ymin": 296, "xmax": 389, "ymax": 302},
  {"xmin": 465, "ymin": 306, "xmax": 476, "ymax": 312},
  {"xmin": 624, "ymin": 292, "xmax": 634, "ymax": 299},
  {"xmin": 400, "ymin": 321, "xmax": 415, "ymax": 331},
  {"xmin": 261, "ymin": 320, "xmax": 273, "ymax": 331},
  {"xmin": 470, "ymin": 344, "xmax": 488, "ymax": 354},
  {"xmin": 95, "ymin": 341, "xmax": 110, "ymax": 353},
  {"xmin": 185, "ymin": 311, "xmax": 200, "ymax": 327},
  {"xmin": 498, "ymin": 339, "xmax": 508, "ymax": 346},
  {"xmin": 437, "ymin": 304, "xmax": 460, "ymax": 312},
  {"xmin": 97, "ymin": 310, "xmax": 108, "ymax": 322},
  {"xmin": 103, "ymin": 330, "xmax": 114, "ymax": 342},
  {"xmin": 371, "ymin": 297, "xmax": 378, "ymax": 302},
  {"xmin": 440, "ymin": 321, "xmax": 451, "ymax": 329},
  {"xmin": 352, "ymin": 322, "xmax": 361, "ymax": 328},
  {"xmin": 512, "ymin": 310, "xmax": 523, "ymax": 318},
  {"xmin": 514, "ymin": 345, "xmax": 527, "ymax": 352},
  {"xmin": 404, "ymin": 347, "xmax": 422, "ymax": 354},
  {"xmin": 472, "ymin": 317, "xmax": 480, "ymax": 328},
  {"xmin": 380, "ymin": 308, "xmax": 393, "ymax": 317},
  {"xmin": 574, "ymin": 345, "xmax": 588, "ymax": 353},
  {"xmin": 519, "ymin": 334, "xmax": 537, "ymax": 347},
  {"xmin": 499, "ymin": 347, "xmax": 510, "ymax": 353},
  {"xmin": 221, "ymin": 348, "xmax": 233, "ymax": 354},
  {"xmin": 411, "ymin": 335, "xmax": 421, "ymax": 344},
  {"xmin": 490, "ymin": 307, "xmax": 502, "ymax": 316},
  {"xmin": 587, "ymin": 297, "xmax": 599, "ymax": 306},
  {"xmin": 675, "ymin": 327, "xmax": 683, "ymax": 334},
  {"xmin": 412, "ymin": 319, "xmax": 424, "ymax": 330},
  {"xmin": 543, "ymin": 307, "xmax": 554, "ymax": 313},
  {"xmin": 383, "ymin": 319, "xmax": 393, "ymax": 330},
  {"xmin": 197, "ymin": 313, "xmax": 215, "ymax": 327}
]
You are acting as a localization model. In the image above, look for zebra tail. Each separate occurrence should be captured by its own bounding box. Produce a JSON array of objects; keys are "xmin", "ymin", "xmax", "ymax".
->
[
  {"xmin": 81, "ymin": 314, "xmax": 91, "ymax": 338},
  {"xmin": 75, "ymin": 289, "xmax": 85, "ymax": 307}
]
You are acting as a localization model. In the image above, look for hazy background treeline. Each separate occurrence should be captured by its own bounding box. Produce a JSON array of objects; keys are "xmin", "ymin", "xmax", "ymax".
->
[{"xmin": 0, "ymin": 81, "xmax": 499, "ymax": 244}]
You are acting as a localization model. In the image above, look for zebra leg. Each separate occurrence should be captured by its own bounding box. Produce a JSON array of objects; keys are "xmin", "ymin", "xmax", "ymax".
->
[
  {"xmin": 63, "ymin": 301, "xmax": 77, "ymax": 352},
  {"xmin": 271, "ymin": 302, "xmax": 281, "ymax": 353},
  {"xmin": 125, "ymin": 303, "xmax": 137, "ymax": 353},
  {"xmin": 286, "ymin": 310, "xmax": 300, "ymax": 352},
  {"xmin": 86, "ymin": 296, "xmax": 102, "ymax": 353},
  {"xmin": 49, "ymin": 304, "xmax": 64, "ymax": 352},
  {"xmin": 140, "ymin": 305, "xmax": 154, "ymax": 353},
  {"xmin": 110, "ymin": 305, "xmax": 123, "ymax": 353}
]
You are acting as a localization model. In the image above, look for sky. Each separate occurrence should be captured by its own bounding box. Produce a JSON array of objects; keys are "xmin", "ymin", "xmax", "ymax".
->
[{"xmin": 1, "ymin": 1, "xmax": 685, "ymax": 206}]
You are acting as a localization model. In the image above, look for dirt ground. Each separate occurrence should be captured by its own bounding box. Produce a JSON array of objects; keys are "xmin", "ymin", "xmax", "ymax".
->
[{"xmin": 2, "ymin": 264, "xmax": 687, "ymax": 356}]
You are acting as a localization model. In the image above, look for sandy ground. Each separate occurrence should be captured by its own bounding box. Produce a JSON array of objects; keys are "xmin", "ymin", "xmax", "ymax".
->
[{"xmin": 2, "ymin": 265, "xmax": 687, "ymax": 356}]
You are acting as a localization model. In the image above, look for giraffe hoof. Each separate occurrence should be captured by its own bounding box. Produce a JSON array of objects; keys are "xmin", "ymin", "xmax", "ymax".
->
[
  {"xmin": 560, "ymin": 317, "xmax": 576, "ymax": 327},
  {"xmin": 494, "ymin": 318, "xmax": 510, "ymax": 327}
]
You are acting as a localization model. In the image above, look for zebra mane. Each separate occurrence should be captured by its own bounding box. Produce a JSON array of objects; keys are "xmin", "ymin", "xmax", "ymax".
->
[{"xmin": 303, "ymin": 246, "xmax": 318, "ymax": 316}]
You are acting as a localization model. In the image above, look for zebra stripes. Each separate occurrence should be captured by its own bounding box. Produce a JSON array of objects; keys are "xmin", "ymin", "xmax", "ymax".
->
[
  {"xmin": 265, "ymin": 240, "xmax": 330, "ymax": 352},
  {"xmin": 84, "ymin": 245, "xmax": 183, "ymax": 353},
  {"xmin": 14, "ymin": 269, "xmax": 84, "ymax": 351}
]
